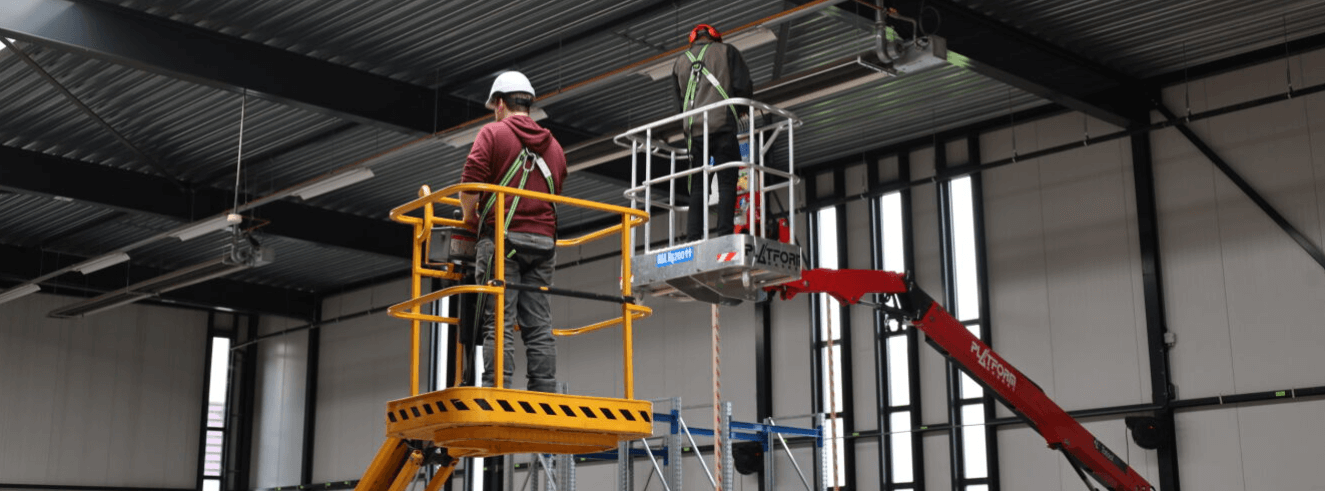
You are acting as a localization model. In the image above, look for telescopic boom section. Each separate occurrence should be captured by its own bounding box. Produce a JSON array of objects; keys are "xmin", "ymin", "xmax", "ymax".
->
[{"xmin": 769, "ymin": 269, "xmax": 1154, "ymax": 491}]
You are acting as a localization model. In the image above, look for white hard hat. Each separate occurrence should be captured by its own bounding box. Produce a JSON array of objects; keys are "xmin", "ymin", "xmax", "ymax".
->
[{"xmin": 486, "ymin": 71, "xmax": 535, "ymax": 109}]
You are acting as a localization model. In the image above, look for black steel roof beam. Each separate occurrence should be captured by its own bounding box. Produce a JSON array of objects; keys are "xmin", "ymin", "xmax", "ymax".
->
[
  {"xmin": 0, "ymin": 244, "xmax": 317, "ymax": 319},
  {"xmin": 0, "ymin": 0, "xmax": 482, "ymax": 135},
  {"xmin": 0, "ymin": 145, "xmax": 405, "ymax": 258}
]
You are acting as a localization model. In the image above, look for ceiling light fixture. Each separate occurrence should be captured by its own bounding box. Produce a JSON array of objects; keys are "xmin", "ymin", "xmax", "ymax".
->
[
  {"xmin": 72, "ymin": 252, "xmax": 131, "ymax": 274},
  {"xmin": 48, "ymin": 245, "xmax": 274, "ymax": 318},
  {"xmin": 0, "ymin": 284, "xmax": 40, "ymax": 305},
  {"xmin": 171, "ymin": 214, "xmax": 243, "ymax": 242},
  {"xmin": 292, "ymin": 168, "xmax": 376, "ymax": 199}
]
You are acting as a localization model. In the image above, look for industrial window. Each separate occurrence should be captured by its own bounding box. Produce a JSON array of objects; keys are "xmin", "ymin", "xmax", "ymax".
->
[
  {"xmin": 946, "ymin": 175, "xmax": 996, "ymax": 489},
  {"xmin": 874, "ymin": 190, "xmax": 920, "ymax": 489},
  {"xmin": 812, "ymin": 205, "xmax": 848, "ymax": 488},
  {"xmin": 201, "ymin": 335, "xmax": 231, "ymax": 490}
]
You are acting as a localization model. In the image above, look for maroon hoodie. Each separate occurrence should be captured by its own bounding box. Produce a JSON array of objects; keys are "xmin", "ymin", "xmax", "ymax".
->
[{"xmin": 460, "ymin": 115, "xmax": 567, "ymax": 238}]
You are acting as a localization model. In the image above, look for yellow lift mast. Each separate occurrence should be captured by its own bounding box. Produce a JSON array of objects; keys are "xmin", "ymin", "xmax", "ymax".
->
[{"xmin": 353, "ymin": 182, "xmax": 655, "ymax": 491}]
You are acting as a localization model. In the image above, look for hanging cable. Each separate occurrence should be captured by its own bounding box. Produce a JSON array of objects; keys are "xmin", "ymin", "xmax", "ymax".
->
[
  {"xmin": 1182, "ymin": 41, "xmax": 1191, "ymax": 119},
  {"xmin": 826, "ymin": 299, "xmax": 841, "ymax": 491},
  {"xmin": 712, "ymin": 303, "xmax": 723, "ymax": 491},
  {"xmin": 1006, "ymin": 89, "xmax": 1017, "ymax": 162},
  {"xmin": 1283, "ymin": 14, "xmax": 1293, "ymax": 96},
  {"xmin": 233, "ymin": 89, "xmax": 247, "ymax": 212}
]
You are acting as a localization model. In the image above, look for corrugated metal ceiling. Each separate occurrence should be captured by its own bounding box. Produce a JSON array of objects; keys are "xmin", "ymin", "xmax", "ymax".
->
[
  {"xmin": 0, "ymin": 39, "xmax": 349, "ymax": 184},
  {"xmin": 3, "ymin": 0, "xmax": 1322, "ymax": 301},
  {"xmin": 98, "ymin": 0, "xmax": 744, "ymax": 87},
  {"xmin": 953, "ymin": 0, "xmax": 1325, "ymax": 77}
]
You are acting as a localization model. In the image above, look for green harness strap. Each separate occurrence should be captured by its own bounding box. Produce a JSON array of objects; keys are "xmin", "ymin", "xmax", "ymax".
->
[
  {"xmin": 682, "ymin": 44, "xmax": 742, "ymax": 134},
  {"xmin": 682, "ymin": 43, "xmax": 744, "ymax": 191},
  {"xmin": 469, "ymin": 146, "xmax": 557, "ymax": 357},
  {"xmin": 475, "ymin": 147, "xmax": 557, "ymax": 249}
]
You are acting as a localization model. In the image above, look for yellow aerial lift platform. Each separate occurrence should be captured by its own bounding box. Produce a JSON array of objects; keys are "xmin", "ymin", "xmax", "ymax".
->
[{"xmin": 354, "ymin": 183, "xmax": 655, "ymax": 491}]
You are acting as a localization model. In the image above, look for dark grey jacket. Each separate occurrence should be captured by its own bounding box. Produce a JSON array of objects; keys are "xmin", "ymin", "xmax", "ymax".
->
[{"xmin": 672, "ymin": 40, "xmax": 753, "ymax": 134}]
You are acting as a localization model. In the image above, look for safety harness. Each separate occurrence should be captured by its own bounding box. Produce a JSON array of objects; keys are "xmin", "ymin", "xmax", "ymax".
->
[
  {"xmin": 468, "ymin": 140, "xmax": 557, "ymax": 358},
  {"xmin": 474, "ymin": 145, "xmax": 556, "ymax": 249},
  {"xmin": 682, "ymin": 42, "xmax": 744, "ymax": 193},
  {"xmin": 681, "ymin": 43, "xmax": 742, "ymax": 136}
]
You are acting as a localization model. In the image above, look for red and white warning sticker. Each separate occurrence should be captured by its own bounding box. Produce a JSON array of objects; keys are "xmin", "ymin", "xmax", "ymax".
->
[{"xmin": 716, "ymin": 252, "xmax": 739, "ymax": 262}]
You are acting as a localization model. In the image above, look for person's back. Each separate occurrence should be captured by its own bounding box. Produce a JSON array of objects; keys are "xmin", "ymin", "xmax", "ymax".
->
[
  {"xmin": 459, "ymin": 71, "xmax": 566, "ymax": 393},
  {"xmin": 462, "ymin": 114, "xmax": 567, "ymax": 237},
  {"xmin": 670, "ymin": 24, "xmax": 752, "ymax": 240}
]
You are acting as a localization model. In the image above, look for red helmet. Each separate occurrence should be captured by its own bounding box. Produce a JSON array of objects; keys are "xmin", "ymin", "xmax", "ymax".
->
[{"xmin": 689, "ymin": 23, "xmax": 722, "ymax": 43}]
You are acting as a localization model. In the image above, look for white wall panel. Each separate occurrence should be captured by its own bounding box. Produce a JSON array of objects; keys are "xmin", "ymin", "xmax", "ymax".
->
[
  {"xmin": 0, "ymin": 293, "xmax": 204, "ymax": 488},
  {"xmin": 845, "ymin": 192, "xmax": 879, "ymax": 430},
  {"xmin": 922, "ymin": 433, "xmax": 951, "ymax": 491},
  {"xmin": 1157, "ymin": 49, "xmax": 1325, "ymax": 397},
  {"xmin": 1174, "ymin": 408, "xmax": 1244, "ymax": 489},
  {"xmin": 854, "ymin": 439, "xmax": 881, "ymax": 491},
  {"xmin": 312, "ymin": 302, "xmax": 407, "ymax": 482},
  {"xmin": 996, "ymin": 426, "xmax": 1061, "ymax": 490},
  {"xmin": 771, "ymin": 269, "xmax": 814, "ymax": 421},
  {"xmin": 250, "ymin": 314, "xmax": 308, "ymax": 489},
  {"xmin": 1226, "ymin": 398, "xmax": 1325, "ymax": 489},
  {"xmin": 982, "ymin": 144, "xmax": 1057, "ymax": 420},
  {"xmin": 980, "ymin": 113, "xmax": 1149, "ymax": 413},
  {"xmin": 1174, "ymin": 399, "xmax": 1325, "ymax": 490}
]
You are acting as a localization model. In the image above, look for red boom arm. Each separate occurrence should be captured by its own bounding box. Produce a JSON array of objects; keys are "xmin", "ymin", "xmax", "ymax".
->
[{"xmin": 771, "ymin": 269, "xmax": 1153, "ymax": 491}]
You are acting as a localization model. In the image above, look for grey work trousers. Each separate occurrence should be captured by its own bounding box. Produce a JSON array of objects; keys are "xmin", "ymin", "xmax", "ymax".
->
[{"xmin": 477, "ymin": 232, "xmax": 558, "ymax": 392}]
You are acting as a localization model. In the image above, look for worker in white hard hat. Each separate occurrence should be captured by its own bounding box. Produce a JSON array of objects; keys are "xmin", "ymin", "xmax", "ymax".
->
[{"xmin": 459, "ymin": 70, "xmax": 568, "ymax": 393}]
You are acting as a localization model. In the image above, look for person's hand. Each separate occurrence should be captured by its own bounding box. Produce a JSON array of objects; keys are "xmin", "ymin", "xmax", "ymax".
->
[
  {"xmin": 461, "ymin": 206, "xmax": 479, "ymax": 232},
  {"xmin": 459, "ymin": 192, "xmax": 480, "ymax": 232}
]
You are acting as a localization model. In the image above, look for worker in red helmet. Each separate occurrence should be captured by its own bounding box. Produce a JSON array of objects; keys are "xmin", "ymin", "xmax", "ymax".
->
[{"xmin": 672, "ymin": 23, "xmax": 753, "ymax": 241}]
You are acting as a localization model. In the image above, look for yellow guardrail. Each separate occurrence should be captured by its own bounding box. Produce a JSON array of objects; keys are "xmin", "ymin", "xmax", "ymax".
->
[{"xmin": 388, "ymin": 183, "xmax": 651, "ymax": 399}]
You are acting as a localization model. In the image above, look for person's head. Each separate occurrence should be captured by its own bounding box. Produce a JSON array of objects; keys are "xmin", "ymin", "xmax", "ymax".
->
[
  {"xmin": 689, "ymin": 23, "xmax": 722, "ymax": 44},
  {"xmin": 486, "ymin": 71, "xmax": 535, "ymax": 121}
]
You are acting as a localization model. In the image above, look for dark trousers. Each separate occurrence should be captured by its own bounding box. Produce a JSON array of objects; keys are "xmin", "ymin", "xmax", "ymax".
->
[
  {"xmin": 476, "ymin": 232, "xmax": 557, "ymax": 392},
  {"xmin": 687, "ymin": 130, "xmax": 741, "ymax": 240}
]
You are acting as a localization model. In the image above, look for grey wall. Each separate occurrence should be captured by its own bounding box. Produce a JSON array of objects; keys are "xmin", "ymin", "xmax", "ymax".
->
[
  {"xmin": 249, "ymin": 316, "xmax": 308, "ymax": 489},
  {"xmin": 1152, "ymin": 47, "xmax": 1325, "ymax": 491},
  {"xmin": 0, "ymin": 293, "xmax": 205, "ymax": 489},
  {"xmin": 311, "ymin": 278, "xmax": 413, "ymax": 483},
  {"xmin": 982, "ymin": 112, "xmax": 1151, "ymax": 414},
  {"xmin": 967, "ymin": 48, "xmax": 1325, "ymax": 491}
]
